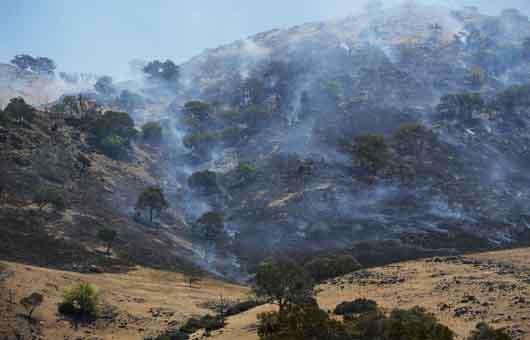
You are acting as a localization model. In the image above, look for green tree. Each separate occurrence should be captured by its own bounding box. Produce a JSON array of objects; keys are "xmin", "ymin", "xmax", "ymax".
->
[
  {"xmin": 194, "ymin": 212, "xmax": 225, "ymax": 241},
  {"xmin": 384, "ymin": 307, "xmax": 454, "ymax": 340},
  {"xmin": 136, "ymin": 186, "xmax": 169, "ymax": 222},
  {"xmin": 5, "ymin": 97, "xmax": 36, "ymax": 123},
  {"xmin": 20, "ymin": 293, "xmax": 44, "ymax": 319},
  {"xmin": 254, "ymin": 258, "xmax": 315, "ymax": 312},
  {"xmin": 141, "ymin": 121, "xmax": 163, "ymax": 144},
  {"xmin": 97, "ymin": 228, "xmax": 117, "ymax": 256},
  {"xmin": 183, "ymin": 101, "xmax": 211, "ymax": 121},
  {"xmin": 354, "ymin": 134, "xmax": 389, "ymax": 175},
  {"xmin": 34, "ymin": 185, "xmax": 66, "ymax": 211},
  {"xmin": 143, "ymin": 59, "xmax": 179, "ymax": 82},
  {"xmin": 58, "ymin": 283, "xmax": 99, "ymax": 319}
]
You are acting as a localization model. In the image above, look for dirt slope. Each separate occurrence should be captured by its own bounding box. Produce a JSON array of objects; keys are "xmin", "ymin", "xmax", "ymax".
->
[{"xmin": 0, "ymin": 262, "xmax": 249, "ymax": 340}]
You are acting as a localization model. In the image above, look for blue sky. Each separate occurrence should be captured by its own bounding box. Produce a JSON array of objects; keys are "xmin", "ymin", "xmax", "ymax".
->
[{"xmin": 1, "ymin": 0, "xmax": 529, "ymax": 79}]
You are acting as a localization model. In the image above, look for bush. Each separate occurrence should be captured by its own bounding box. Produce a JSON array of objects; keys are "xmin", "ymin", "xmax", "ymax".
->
[
  {"xmin": 225, "ymin": 299, "xmax": 262, "ymax": 317},
  {"xmin": 334, "ymin": 299, "xmax": 378, "ymax": 316},
  {"xmin": 304, "ymin": 255, "xmax": 361, "ymax": 282},
  {"xmin": 180, "ymin": 315, "xmax": 225, "ymax": 334},
  {"xmin": 383, "ymin": 307, "xmax": 454, "ymax": 340},
  {"xmin": 257, "ymin": 300, "xmax": 350, "ymax": 340},
  {"xmin": 58, "ymin": 283, "xmax": 99, "ymax": 319},
  {"xmin": 467, "ymin": 323, "xmax": 512, "ymax": 340}
]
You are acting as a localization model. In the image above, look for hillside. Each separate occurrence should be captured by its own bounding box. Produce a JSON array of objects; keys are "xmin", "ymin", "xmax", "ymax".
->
[
  {"xmin": 2, "ymin": 248, "xmax": 529, "ymax": 339},
  {"xmin": 203, "ymin": 248, "xmax": 530, "ymax": 340},
  {"xmin": 0, "ymin": 261, "xmax": 248, "ymax": 340}
]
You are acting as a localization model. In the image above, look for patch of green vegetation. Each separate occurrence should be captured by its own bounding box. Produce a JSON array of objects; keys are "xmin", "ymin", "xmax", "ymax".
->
[
  {"xmin": 354, "ymin": 134, "xmax": 390, "ymax": 175},
  {"xmin": 141, "ymin": 121, "xmax": 163, "ymax": 144},
  {"xmin": 304, "ymin": 255, "xmax": 361, "ymax": 283},
  {"xmin": 334, "ymin": 298, "xmax": 378, "ymax": 316},
  {"xmin": 58, "ymin": 283, "xmax": 99, "ymax": 319}
]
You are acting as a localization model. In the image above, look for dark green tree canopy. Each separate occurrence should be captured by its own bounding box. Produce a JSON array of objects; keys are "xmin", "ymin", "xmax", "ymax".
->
[
  {"xmin": 254, "ymin": 258, "xmax": 315, "ymax": 312},
  {"xmin": 136, "ymin": 186, "xmax": 169, "ymax": 222},
  {"xmin": 143, "ymin": 59, "xmax": 179, "ymax": 82},
  {"xmin": 141, "ymin": 121, "xmax": 163, "ymax": 144},
  {"xmin": 11, "ymin": 54, "xmax": 56, "ymax": 75},
  {"xmin": 5, "ymin": 97, "xmax": 36, "ymax": 122}
]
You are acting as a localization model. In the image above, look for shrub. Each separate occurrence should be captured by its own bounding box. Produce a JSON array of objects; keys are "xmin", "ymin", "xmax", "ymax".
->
[
  {"xmin": 225, "ymin": 299, "xmax": 262, "ymax": 317},
  {"xmin": 304, "ymin": 255, "xmax": 361, "ymax": 282},
  {"xmin": 467, "ymin": 323, "xmax": 512, "ymax": 340},
  {"xmin": 58, "ymin": 283, "xmax": 99, "ymax": 319},
  {"xmin": 34, "ymin": 184, "xmax": 66, "ymax": 211},
  {"xmin": 180, "ymin": 315, "xmax": 225, "ymax": 334},
  {"xmin": 257, "ymin": 300, "xmax": 350, "ymax": 340},
  {"xmin": 20, "ymin": 292, "xmax": 44, "ymax": 319},
  {"xmin": 334, "ymin": 298, "xmax": 378, "ymax": 316},
  {"xmin": 383, "ymin": 307, "xmax": 454, "ymax": 340}
]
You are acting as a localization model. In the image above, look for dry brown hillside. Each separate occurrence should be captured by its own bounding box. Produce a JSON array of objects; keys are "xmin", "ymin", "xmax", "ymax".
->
[
  {"xmin": 204, "ymin": 248, "xmax": 530, "ymax": 340},
  {"xmin": 0, "ymin": 261, "xmax": 249, "ymax": 340}
]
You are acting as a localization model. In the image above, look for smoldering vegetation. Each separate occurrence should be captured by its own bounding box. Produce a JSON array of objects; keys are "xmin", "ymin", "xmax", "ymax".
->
[{"xmin": 7, "ymin": 2, "xmax": 530, "ymax": 279}]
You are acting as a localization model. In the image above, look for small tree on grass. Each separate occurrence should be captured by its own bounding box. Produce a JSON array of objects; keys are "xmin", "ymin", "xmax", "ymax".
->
[
  {"xmin": 58, "ymin": 283, "xmax": 99, "ymax": 320},
  {"xmin": 97, "ymin": 228, "xmax": 117, "ymax": 256},
  {"xmin": 34, "ymin": 184, "xmax": 66, "ymax": 211},
  {"xmin": 20, "ymin": 292, "xmax": 44, "ymax": 319},
  {"xmin": 135, "ymin": 186, "xmax": 169, "ymax": 222}
]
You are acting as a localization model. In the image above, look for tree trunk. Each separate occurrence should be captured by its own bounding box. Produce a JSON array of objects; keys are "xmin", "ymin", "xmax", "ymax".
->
[
  {"xmin": 106, "ymin": 242, "xmax": 111, "ymax": 256},
  {"xmin": 150, "ymin": 208, "xmax": 153, "ymax": 222}
]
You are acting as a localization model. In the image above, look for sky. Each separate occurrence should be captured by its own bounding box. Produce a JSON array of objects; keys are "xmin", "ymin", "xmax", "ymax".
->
[{"xmin": 1, "ymin": 0, "xmax": 530, "ymax": 79}]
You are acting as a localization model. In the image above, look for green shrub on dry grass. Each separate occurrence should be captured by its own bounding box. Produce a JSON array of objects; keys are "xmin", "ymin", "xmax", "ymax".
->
[{"xmin": 58, "ymin": 283, "xmax": 99, "ymax": 319}]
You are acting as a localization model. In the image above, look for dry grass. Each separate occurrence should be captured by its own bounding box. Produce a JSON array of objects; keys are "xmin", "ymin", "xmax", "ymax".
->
[{"xmin": 0, "ymin": 262, "xmax": 249, "ymax": 340}]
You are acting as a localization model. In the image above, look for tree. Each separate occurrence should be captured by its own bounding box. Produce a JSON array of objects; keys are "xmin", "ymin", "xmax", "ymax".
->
[
  {"xmin": 135, "ymin": 186, "xmax": 169, "ymax": 222},
  {"xmin": 143, "ymin": 59, "xmax": 179, "ymax": 83},
  {"xmin": 34, "ymin": 185, "xmax": 66, "ymax": 211},
  {"xmin": 94, "ymin": 76, "xmax": 116, "ymax": 96},
  {"xmin": 20, "ymin": 293, "xmax": 44, "ymax": 319},
  {"xmin": 254, "ymin": 258, "xmax": 315, "ymax": 312},
  {"xmin": 183, "ymin": 101, "xmax": 211, "ymax": 121},
  {"xmin": 384, "ymin": 307, "xmax": 454, "ymax": 340},
  {"xmin": 353, "ymin": 134, "xmax": 390, "ymax": 176},
  {"xmin": 97, "ymin": 228, "xmax": 117, "ymax": 255},
  {"xmin": 4, "ymin": 97, "xmax": 35, "ymax": 123},
  {"xmin": 141, "ymin": 121, "xmax": 163, "ymax": 144},
  {"xmin": 194, "ymin": 212, "xmax": 225, "ymax": 241},
  {"xmin": 11, "ymin": 55, "xmax": 56, "ymax": 75}
]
